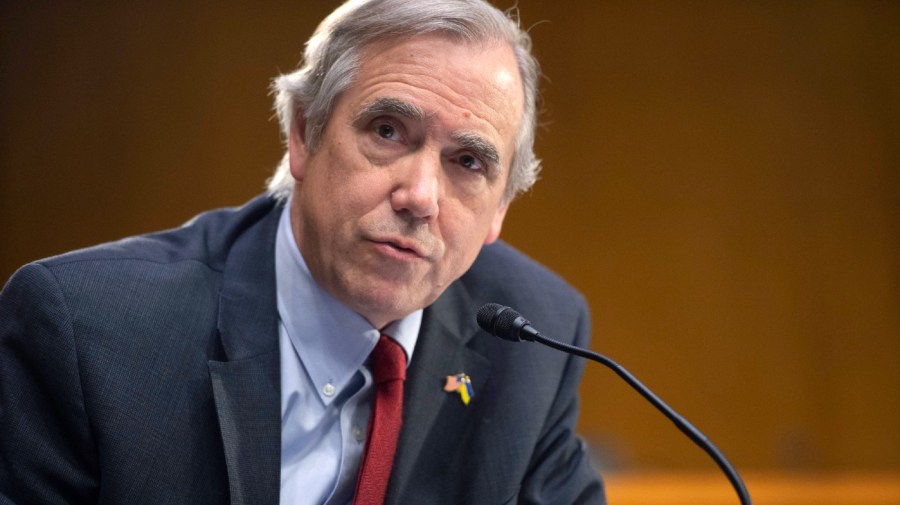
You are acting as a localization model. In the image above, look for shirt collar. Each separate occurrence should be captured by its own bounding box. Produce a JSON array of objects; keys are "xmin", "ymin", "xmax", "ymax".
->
[{"xmin": 275, "ymin": 201, "xmax": 420, "ymax": 405}]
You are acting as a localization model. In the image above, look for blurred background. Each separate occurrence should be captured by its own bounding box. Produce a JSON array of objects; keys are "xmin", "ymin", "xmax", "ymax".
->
[{"xmin": 2, "ymin": 1, "xmax": 898, "ymax": 502}]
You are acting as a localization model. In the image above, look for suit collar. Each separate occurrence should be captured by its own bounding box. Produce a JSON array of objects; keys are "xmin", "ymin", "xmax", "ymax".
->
[
  {"xmin": 208, "ymin": 196, "xmax": 283, "ymax": 505},
  {"xmin": 215, "ymin": 197, "xmax": 283, "ymax": 362}
]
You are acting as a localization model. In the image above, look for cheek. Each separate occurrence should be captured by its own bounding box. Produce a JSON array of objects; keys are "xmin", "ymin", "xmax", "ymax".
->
[
  {"xmin": 440, "ymin": 209, "xmax": 493, "ymax": 264},
  {"xmin": 323, "ymin": 139, "xmax": 387, "ymax": 196}
]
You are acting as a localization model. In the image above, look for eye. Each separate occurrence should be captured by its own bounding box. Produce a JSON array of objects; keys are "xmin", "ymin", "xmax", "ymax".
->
[
  {"xmin": 375, "ymin": 122, "xmax": 400, "ymax": 141},
  {"xmin": 457, "ymin": 153, "xmax": 484, "ymax": 172}
]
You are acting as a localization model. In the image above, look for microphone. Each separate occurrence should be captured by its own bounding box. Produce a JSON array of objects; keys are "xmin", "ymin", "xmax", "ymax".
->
[
  {"xmin": 476, "ymin": 302, "xmax": 541, "ymax": 342},
  {"xmin": 476, "ymin": 303, "xmax": 753, "ymax": 505}
]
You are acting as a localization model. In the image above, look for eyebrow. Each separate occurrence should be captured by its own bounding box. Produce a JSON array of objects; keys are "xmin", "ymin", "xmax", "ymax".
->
[
  {"xmin": 451, "ymin": 131, "xmax": 501, "ymax": 173},
  {"xmin": 354, "ymin": 97, "xmax": 429, "ymax": 123}
]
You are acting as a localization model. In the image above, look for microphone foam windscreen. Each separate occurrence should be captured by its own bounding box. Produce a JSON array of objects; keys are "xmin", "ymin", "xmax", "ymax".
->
[
  {"xmin": 495, "ymin": 308, "xmax": 524, "ymax": 337},
  {"xmin": 476, "ymin": 303, "xmax": 505, "ymax": 334}
]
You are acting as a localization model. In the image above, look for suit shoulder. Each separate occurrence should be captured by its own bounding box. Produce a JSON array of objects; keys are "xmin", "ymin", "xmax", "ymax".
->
[
  {"xmin": 463, "ymin": 241, "xmax": 588, "ymax": 315},
  {"xmin": 34, "ymin": 195, "xmax": 280, "ymax": 274}
]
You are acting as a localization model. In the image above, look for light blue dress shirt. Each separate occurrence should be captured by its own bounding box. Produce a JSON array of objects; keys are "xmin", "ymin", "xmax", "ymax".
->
[{"xmin": 275, "ymin": 202, "xmax": 421, "ymax": 505}]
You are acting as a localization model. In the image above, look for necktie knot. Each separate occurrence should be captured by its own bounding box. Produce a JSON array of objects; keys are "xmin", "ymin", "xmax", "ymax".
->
[{"xmin": 372, "ymin": 335, "xmax": 406, "ymax": 384}]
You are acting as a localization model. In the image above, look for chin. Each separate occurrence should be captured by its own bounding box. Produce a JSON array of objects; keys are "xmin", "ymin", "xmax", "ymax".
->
[
  {"xmin": 337, "ymin": 266, "xmax": 439, "ymax": 322},
  {"xmin": 339, "ymin": 284, "xmax": 409, "ymax": 324}
]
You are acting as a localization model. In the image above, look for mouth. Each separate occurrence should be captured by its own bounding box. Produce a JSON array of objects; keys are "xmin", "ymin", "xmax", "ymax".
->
[{"xmin": 370, "ymin": 237, "xmax": 427, "ymax": 260}]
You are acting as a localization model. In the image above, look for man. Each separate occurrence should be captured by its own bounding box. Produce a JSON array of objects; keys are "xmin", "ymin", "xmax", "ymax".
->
[{"xmin": 0, "ymin": 0, "xmax": 604, "ymax": 503}]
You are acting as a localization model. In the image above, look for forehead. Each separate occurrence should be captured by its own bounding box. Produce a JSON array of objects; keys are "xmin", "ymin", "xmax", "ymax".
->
[{"xmin": 346, "ymin": 35, "xmax": 524, "ymax": 155}]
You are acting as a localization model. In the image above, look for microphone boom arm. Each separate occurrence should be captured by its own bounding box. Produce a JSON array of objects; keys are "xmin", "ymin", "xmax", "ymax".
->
[{"xmin": 532, "ymin": 332, "xmax": 753, "ymax": 505}]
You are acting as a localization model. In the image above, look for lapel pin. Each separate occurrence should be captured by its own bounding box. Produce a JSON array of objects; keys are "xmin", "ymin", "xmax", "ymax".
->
[{"xmin": 443, "ymin": 373, "xmax": 473, "ymax": 405}]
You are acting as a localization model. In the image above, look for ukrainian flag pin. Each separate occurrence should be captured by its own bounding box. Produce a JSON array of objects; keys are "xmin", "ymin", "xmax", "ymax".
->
[{"xmin": 443, "ymin": 373, "xmax": 473, "ymax": 405}]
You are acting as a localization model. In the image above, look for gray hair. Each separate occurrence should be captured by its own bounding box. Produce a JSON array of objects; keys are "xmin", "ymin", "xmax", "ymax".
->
[{"xmin": 267, "ymin": 0, "xmax": 541, "ymax": 203}]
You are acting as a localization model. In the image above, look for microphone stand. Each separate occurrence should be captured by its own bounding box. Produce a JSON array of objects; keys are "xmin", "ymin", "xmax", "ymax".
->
[{"xmin": 534, "ymin": 333, "xmax": 753, "ymax": 505}]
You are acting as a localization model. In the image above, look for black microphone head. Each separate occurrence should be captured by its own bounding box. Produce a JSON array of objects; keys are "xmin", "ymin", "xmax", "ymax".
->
[
  {"xmin": 476, "ymin": 303, "xmax": 507, "ymax": 336},
  {"xmin": 476, "ymin": 303, "xmax": 534, "ymax": 342}
]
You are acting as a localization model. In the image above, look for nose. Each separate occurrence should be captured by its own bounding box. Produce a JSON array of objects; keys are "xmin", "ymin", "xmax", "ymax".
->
[{"xmin": 390, "ymin": 155, "xmax": 440, "ymax": 220}]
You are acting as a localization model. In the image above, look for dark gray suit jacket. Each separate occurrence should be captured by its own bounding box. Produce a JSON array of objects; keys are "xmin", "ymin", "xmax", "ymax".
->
[{"xmin": 0, "ymin": 196, "xmax": 604, "ymax": 504}]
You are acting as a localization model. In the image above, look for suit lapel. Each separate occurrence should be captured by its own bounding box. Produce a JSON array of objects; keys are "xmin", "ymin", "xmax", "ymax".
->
[
  {"xmin": 386, "ymin": 282, "xmax": 492, "ymax": 504},
  {"xmin": 208, "ymin": 200, "xmax": 282, "ymax": 505}
]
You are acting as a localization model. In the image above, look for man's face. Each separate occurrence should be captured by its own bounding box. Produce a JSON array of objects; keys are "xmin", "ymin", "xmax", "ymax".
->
[{"xmin": 289, "ymin": 35, "xmax": 523, "ymax": 329}]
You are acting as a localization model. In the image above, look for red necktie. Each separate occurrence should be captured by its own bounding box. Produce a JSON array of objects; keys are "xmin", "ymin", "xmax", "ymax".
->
[{"xmin": 353, "ymin": 335, "xmax": 407, "ymax": 505}]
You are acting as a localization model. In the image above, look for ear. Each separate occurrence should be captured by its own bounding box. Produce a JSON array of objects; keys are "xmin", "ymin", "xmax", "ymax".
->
[
  {"xmin": 288, "ymin": 108, "xmax": 309, "ymax": 181},
  {"xmin": 483, "ymin": 201, "xmax": 510, "ymax": 245}
]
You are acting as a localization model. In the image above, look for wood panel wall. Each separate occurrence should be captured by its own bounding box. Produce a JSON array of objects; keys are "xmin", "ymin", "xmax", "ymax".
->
[{"xmin": 2, "ymin": 1, "xmax": 897, "ymax": 474}]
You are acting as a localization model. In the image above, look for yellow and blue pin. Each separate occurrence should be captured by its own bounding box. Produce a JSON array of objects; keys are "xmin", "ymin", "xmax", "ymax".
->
[{"xmin": 443, "ymin": 373, "xmax": 473, "ymax": 405}]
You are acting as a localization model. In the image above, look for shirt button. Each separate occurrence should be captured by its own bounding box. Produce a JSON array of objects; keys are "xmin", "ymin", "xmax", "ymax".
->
[
  {"xmin": 323, "ymin": 383, "xmax": 336, "ymax": 397},
  {"xmin": 353, "ymin": 425, "xmax": 364, "ymax": 442}
]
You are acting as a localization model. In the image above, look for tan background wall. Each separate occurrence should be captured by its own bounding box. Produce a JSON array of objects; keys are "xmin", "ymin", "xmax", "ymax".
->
[{"xmin": 2, "ymin": 1, "xmax": 898, "ymax": 475}]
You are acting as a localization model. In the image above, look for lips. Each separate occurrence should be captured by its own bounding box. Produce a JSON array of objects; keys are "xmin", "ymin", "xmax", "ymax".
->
[{"xmin": 369, "ymin": 236, "xmax": 429, "ymax": 259}]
